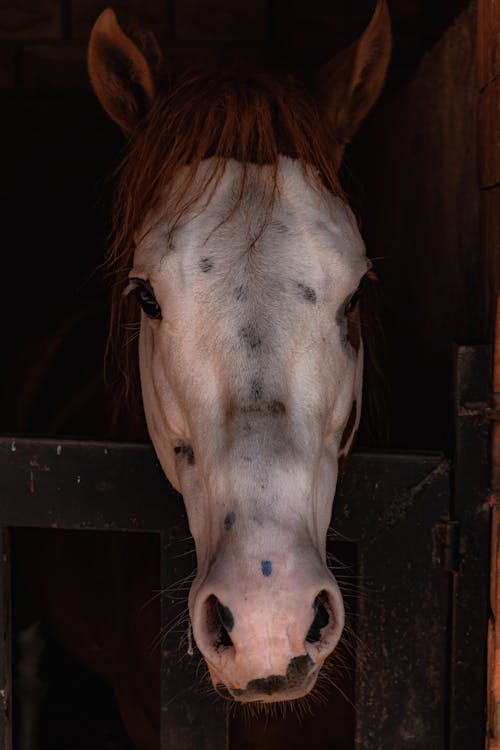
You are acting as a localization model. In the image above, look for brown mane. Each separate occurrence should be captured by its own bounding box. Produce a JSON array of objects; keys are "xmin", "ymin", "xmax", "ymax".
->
[{"xmin": 106, "ymin": 67, "xmax": 346, "ymax": 413}]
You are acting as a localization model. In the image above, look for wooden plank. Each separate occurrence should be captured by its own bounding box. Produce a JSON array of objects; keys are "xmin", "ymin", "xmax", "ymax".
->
[
  {"xmin": 479, "ymin": 77, "xmax": 500, "ymax": 188},
  {"xmin": 335, "ymin": 452, "xmax": 447, "ymax": 540},
  {"xmin": 482, "ymin": 186, "xmax": 500, "ymax": 294},
  {"xmin": 0, "ymin": 436, "xmax": 449, "ymax": 748},
  {"xmin": 487, "ymin": 299, "xmax": 500, "ymax": 749},
  {"xmin": 0, "ymin": 436, "xmax": 445, "ymax": 538},
  {"xmin": 488, "ymin": 506, "xmax": 500, "ymax": 750},
  {"xmin": 353, "ymin": 462, "xmax": 450, "ymax": 749},
  {"xmin": 494, "ymin": 297, "xmax": 500, "ymax": 481},
  {"xmin": 336, "ymin": 451, "xmax": 452, "ymax": 748},
  {"xmin": 478, "ymin": 0, "xmax": 500, "ymax": 90},
  {"xmin": 160, "ymin": 532, "xmax": 228, "ymax": 750},
  {"xmin": 449, "ymin": 346, "xmax": 491, "ymax": 750},
  {"xmin": 0, "ymin": 532, "xmax": 12, "ymax": 750},
  {"xmin": 0, "ymin": 438, "xmax": 180, "ymax": 532}
]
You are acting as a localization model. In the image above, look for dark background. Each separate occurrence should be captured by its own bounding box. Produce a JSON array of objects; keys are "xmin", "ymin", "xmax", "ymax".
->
[
  {"xmin": 0, "ymin": 0, "xmax": 487, "ymax": 451},
  {"xmin": 0, "ymin": 2, "xmax": 491, "ymax": 749}
]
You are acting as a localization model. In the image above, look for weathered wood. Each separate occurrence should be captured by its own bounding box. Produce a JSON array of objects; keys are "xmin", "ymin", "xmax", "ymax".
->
[
  {"xmin": 479, "ymin": 77, "xmax": 500, "ymax": 188},
  {"xmin": 174, "ymin": 0, "xmax": 268, "ymax": 43},
  {"xmin": 346, "ymin": 458, "xmax": 450, "ymax": 750},
  {"xmin": 160, "ymin": 531, "xmax": 228, "ymax": 750},
  {"xmin": 0, "ymin": 438, "xmax": 177, "ymax": 532},
  {"xmin": 0, "ymin": 0, "xmax": 62, "ymax": 40},
  {"xmin": 481, "ymin": 186, "xmax": 500, "ymax": 295},
  {"xmin": 0, "ymin": 436, "xmax": 446, "ymax": 539},
  {"xmin": 449, "ymin": 345, "xmax": 491, "ymax": 750},
  {"xmin": 481, "ymin": 7, "xmax": 500, "ymax": 742},
  {"xmin": 350, "ymin": 4, "xmax": 483, "ymax": 450},
  {"xmin": 0, "ymin": 532, "xmax": 11, "ymax": 750},
  {"xmin": 477, "ymin": 0, "xmax": 500, "ymax": 90},
  {"xmin": 489, "ymin": 506, "xmax": 500, "ymax": 749},
  {"xmin": 487, "ymin": 300, "xmax": 500, "ymax": 749},
  {"xmin": 0, "ymin": 436, "xmax": 452, "ymax": 750},
  {"xmin": 0, "ymin": 421, "xmax": 490, "ymax": 749}
]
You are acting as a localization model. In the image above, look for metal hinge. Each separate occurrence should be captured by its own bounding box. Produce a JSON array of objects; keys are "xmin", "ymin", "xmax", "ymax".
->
[
  {"xmin": 458, "ymin": 400, "xmax": 500, "ymax": 421},
  {"xmin": 433, "ymin": 520, "xmax": 461, "ymax": 572}
]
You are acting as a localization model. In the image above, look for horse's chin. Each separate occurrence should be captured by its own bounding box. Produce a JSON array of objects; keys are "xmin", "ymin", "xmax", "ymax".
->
[{"xmin": 211, "ymin": 666, "xmax": 321, "ymax": 704}]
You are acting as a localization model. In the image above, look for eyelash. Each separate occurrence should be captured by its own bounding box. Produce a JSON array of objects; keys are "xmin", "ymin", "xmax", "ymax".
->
[
  {"xmin": 129, "ymin": 278, "xmax": 162, "ymax": 320},
  {"xmin": 127, "ymin": 273, "xmax": 368, "ymax": 320}
]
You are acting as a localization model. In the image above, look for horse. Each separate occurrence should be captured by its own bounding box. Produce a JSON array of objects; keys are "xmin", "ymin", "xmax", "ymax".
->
[
  {"xmin": 88, "ymin": 0, "xmax": 390, "ymax": 709},
  {"xmin": 15, "ymin": 2, "xmax": 391, "ymax": 746}
]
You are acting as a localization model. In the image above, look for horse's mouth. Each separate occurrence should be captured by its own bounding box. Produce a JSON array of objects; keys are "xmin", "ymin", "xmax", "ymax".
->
[{"xmin": 213, "ymin": 661, "xmax": 320, "ymax": 703}]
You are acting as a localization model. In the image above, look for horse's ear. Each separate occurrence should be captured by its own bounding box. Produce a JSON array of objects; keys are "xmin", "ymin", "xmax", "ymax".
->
[
  {"xmin": 88, "ymin": 8, "xmax": 157, "ymax": 134},
  {"xmin": 317, "ymin": 0, "xmax": 391, "ymax": 158}
]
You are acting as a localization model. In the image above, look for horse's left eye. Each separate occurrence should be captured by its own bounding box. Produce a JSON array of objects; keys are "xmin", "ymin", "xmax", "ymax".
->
[
  {"xmin": 344, "ymin": 275, "xmax": 367, "ymax": 315},
  {"xmin": 130, "ymin": 278, "xmax": 162, "ymax": 320}
]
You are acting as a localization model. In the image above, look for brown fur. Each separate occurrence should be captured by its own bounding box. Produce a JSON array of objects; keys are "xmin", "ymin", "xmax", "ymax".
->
[
  {"xmin": 339, "ymin": 401, "xmax": 358, "ymax": 453},
  {"xmin": 346, "ymin": 307, "xmax": 362, "ymax": 352}
]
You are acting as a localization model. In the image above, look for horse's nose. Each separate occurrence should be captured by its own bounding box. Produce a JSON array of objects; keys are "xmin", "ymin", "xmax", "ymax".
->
[{"xmin": 192, "ymin": 586, "xmax": 343, "ymax": 701}]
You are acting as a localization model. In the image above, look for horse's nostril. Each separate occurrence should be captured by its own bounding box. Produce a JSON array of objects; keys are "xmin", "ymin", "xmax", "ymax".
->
[
  {"xmin": 205, "ymin": 595, "xmax": 234, "ymax": 650},
  {"xmin": 305, "ymin": 590, "xmax": 330, "ymax": 644},
  {"xmin": 216, "ymin": 600, "xmax": 234, "ymax": 632}
]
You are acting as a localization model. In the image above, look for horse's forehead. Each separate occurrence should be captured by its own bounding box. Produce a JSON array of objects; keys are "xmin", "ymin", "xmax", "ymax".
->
[{"xmin": 136, "ymin": 157, "xmax": 366, "ymax": 271}]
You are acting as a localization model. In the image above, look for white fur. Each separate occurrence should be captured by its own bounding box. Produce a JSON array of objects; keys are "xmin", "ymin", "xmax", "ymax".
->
[{"xmin": 132, "ymin": 157, "xmax": 367, "ymax": 700}]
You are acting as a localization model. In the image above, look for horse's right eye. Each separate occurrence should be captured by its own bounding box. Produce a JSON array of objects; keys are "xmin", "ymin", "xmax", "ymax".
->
[
  {"xmin": 344, "ymin": 275, "xmax": 367, "ymax": 315},
  {"xmin": 130, "ymin": 278, "xmax": 162, "ymax": 320}
]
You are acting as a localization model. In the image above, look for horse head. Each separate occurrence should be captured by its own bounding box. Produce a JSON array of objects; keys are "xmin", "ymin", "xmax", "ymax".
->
[{"xmin": 88, "ymin": 2, "xmax": 391, "ymax": 703}]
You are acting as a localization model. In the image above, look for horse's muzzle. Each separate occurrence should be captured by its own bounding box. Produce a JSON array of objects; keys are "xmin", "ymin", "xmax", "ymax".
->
[{"xmin": 191, "ymin": 581, "xmax": 344, "ymax": 703}]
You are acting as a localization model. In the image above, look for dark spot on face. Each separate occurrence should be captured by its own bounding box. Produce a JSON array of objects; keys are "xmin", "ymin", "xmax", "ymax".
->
[
  {"xmin": 174, "ymin": 443, "xmax": 195, "ymax": 465},
  {"xmin": 240, "ymin": 655, "xmax": 314, "ymax": 698},
  {"xmin": 234, "ymin": 284, "xmax": 248, "ymax": 301},
  {"xmin": 271, "ymin": 220, "xmax": 289, "ymax": 235},
  {"xmin": 339, "ymin": 401, "xmax": 357, "ymax": 452},
  {"xmin": 286, "ymin": 654, "xmax": 314, "ymax": 682},
  {"xmin": 199, "ymin": 257, "xmax": 213, "ymax": 272},
  {"xmin": 224, "ymin": 512, "xmax": 235, "ymax": 530},
  {"xmin": 250, "ymin": 380, "xmax": 263, "ymax": 400},
  {"xmin": 315, "ymin": 220, "xmax": 329, "ymax": 234},
  {"xmin": 239, "ymin": 323, "xmax": 261, "ymax": 352},
  {"xmin": 268, "ymin": 400, "xmax": 286, "ymax": 416},
  {"xmin": 234, "ymin": 398, "xmax": 286, "ymax": 419},
  {"xmin": 245, "ymin": 674, "xmax": 284, "ymax": 696},
  {"xmin": 261, "ymin": 560, "xmax": 272, "ymax": 577},
  {"xmin": 297, "ymin": 283, "xmax": 317, "ymax": 304}
]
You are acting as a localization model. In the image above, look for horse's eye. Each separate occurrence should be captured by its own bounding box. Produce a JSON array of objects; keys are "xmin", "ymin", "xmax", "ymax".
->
[
  {"xmin": 130, "ymin": 278, "xmax": 162, "ymax": 320},
  {"xmin": 344, "ymin": 275, "xmax": 367, "ymax": 315}
]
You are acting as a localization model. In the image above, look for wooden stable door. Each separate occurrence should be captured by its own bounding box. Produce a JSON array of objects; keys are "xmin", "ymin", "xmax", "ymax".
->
[
  {"xmin": 0, "ymin": 346, "xmax": 490, "ymax": 750},
  {"xmin": 480, "ymin": 0, "xmax": 500, "ymax": 745}
]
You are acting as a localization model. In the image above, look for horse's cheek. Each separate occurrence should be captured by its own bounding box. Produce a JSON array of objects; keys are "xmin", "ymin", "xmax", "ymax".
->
[{"xmin": 138, "ymin": 328, "xmax": 184, "ymax": 490}]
